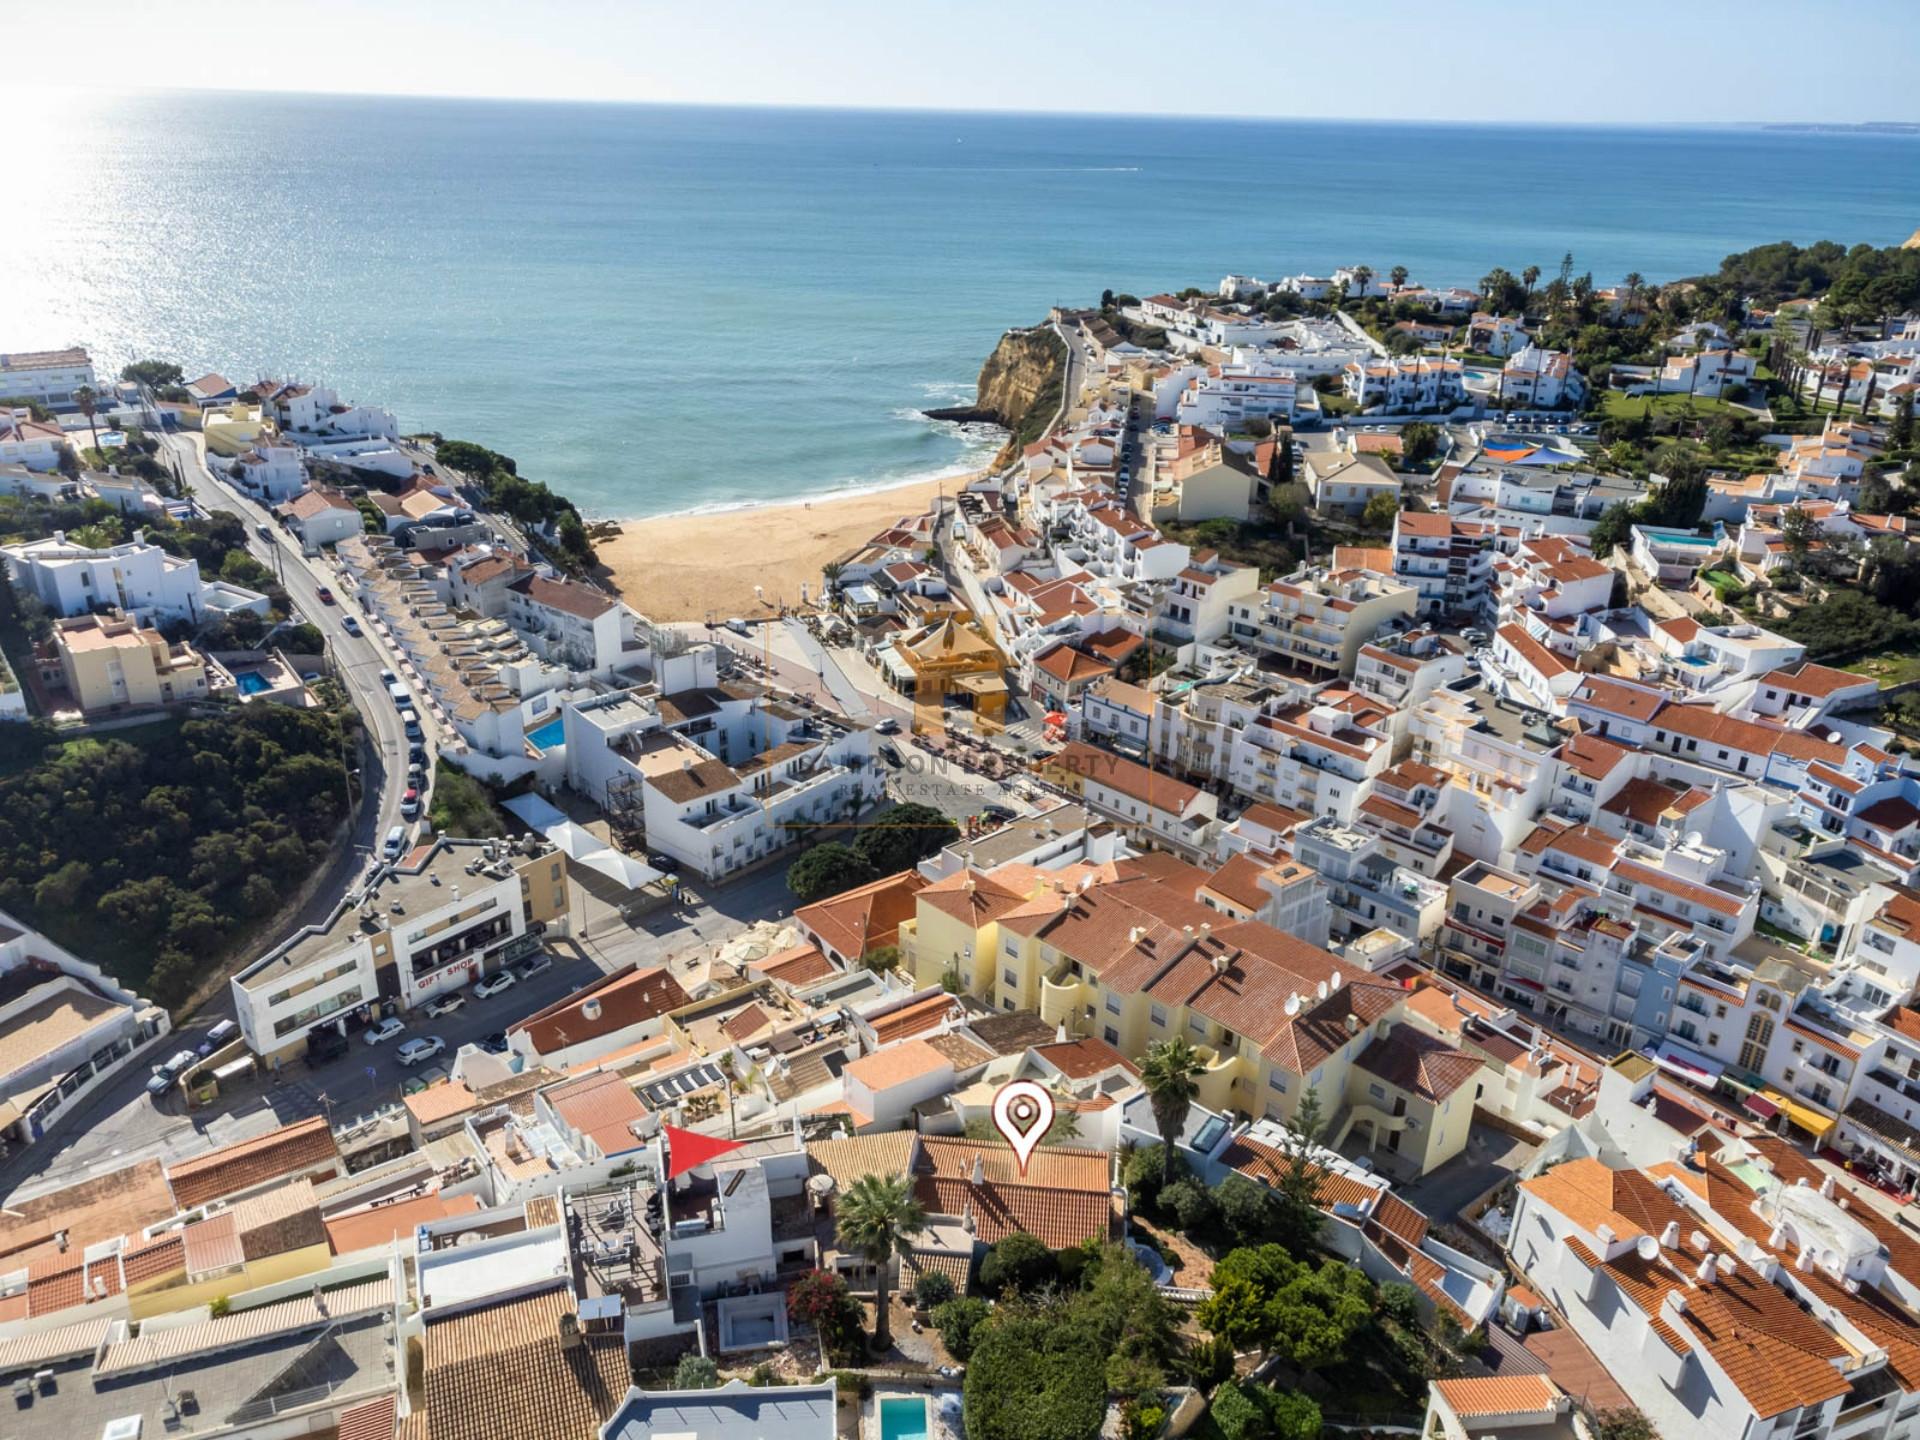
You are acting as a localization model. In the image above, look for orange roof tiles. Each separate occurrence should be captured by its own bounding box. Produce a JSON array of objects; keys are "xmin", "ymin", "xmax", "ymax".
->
[
  {"xmin": 797, "ymin": 869, "xmax": 929, "ymax": 959},
  {"xmin": 166, "ymin": 1117, "xmax": 339, "ymax": 1210},
  {"xmin": 511, "ymin": 964, "xmax": 692, "ymax": 1055},
  {"xmin": 327, "ymin": 1191, "xmax": 483, "ymax": 1255},
  {"xmin": 1434, "ymin": 1375, "xmax": 1561, "ymax": 1418}
]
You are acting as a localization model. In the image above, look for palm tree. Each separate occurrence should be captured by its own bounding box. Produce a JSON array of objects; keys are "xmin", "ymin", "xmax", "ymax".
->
[
  {"xmin": 74, "ymin": 385, "xmax": 100, "ymax": 459},
  {"xmin": 835, "ymin": 1172, "xmax": 927, "ymax": 1351},
  {"xmin": 1521, "ymin": 265, "xmax": 1541, "ymax": 305},
  {"xmin": 1389, "ymin": 265, "xmax": 1409, "ymax": 291},
  {"xmin": 1350, "ymin": 266, "xmax": 1373, "ymax": 300},
  {"xmin": 1141, "ymin": 1036, "xmax": 1204, "ymax": 1157}
]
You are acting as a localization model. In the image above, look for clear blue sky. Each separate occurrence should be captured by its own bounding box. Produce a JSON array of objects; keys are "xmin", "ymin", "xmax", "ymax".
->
[{"xmin": 39, "ymin": 0, "xmax": 1920, "ymax": 124}]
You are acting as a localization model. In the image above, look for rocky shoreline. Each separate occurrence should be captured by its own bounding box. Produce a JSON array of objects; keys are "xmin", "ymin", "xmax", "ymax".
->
[{"xmin": 922, "ymin": 403, "xmax": 1008, "ymax": 425}]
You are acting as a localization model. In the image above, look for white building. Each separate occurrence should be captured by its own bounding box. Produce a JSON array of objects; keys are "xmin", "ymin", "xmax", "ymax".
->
[
  {"xmin": 231, "ymin": 836, "xmax": 561, "ymax": 1061},
  {"xmin": 505, "ymin": 573, "xmax": 641, "ymax": 677},
  {"xmin": 0, "ymin": 409, "xmax": 67, "ymax": 471},
  {"xmin": 2, "ymin": 530, "xmax": 215, "ymax": 623},
  {"xmin": 0, "ymin": 347, "xmax": 97, "ymax": 404},
  {"xmin": 1173, "ymin": 357, "xmax": 1302, "ymax": 430},
  {"xmin": 1499, "ymin": 346, "xmax": 1588, "ymax": 409},
  {"xmin": 1343, "ymin": 356, "xmax": 1467, "ymax": 413},
  {"xmin": 1224, "ymin": 565, "xmax": 1417, "ymax": 679},
  {"xmin": 226, "ymin": 440, "xmax": 307, "ymax": 502},
  {"xmin": 279, "ymin": 487, "xmax": 365, "ymax": 550}
]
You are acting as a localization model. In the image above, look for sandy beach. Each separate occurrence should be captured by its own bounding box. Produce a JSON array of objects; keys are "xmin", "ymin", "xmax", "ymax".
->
[{"xmin": 595, "ymin": 475, "xmax": 968, "ymax": 622}]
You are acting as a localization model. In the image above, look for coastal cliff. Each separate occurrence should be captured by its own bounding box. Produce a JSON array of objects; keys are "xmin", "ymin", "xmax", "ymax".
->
[{"xmin": 925, "ymin": 325, "xmax": 1068, "ymax": 467}]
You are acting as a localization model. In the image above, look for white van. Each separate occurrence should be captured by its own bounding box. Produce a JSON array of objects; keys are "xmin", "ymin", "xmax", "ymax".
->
[
  {"xmin": 383, "ymin": 826, "xmax": 406, "ymax": 860},
  {"xmin": 386, "ymin": 681, "xmax": 410, "ymax": 707}
]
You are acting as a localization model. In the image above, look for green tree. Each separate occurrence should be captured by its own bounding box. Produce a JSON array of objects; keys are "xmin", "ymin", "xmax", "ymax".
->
[
  {"xmin": 1124, "ymin": 1142, "xmax": 1176, "ymax": 1213},
  {"xmin": 1589, "ymin": 500, "xmax": 1641, "ymax": 557},
  {"xmin": 786, "ymin": 1269, "xmax": 864, "ymax": 1355},
  {"xmin": 73, "ymin": 385, "xmax": 101, "ymax": 460},
  {"xmin": 1361, "ymin": 491, "xmax": 1400, "ymax": 532},
  {"xmin": 913, "ymin": 1270, "xmax": 955, "ymax": 1309},
  {"xmin": 1270, "ymin": 1087, "xmax": 1330, "ymax": 1255},
  {"xmin": 1892, "ymin": 390, "xmax": 1915, "ymax": 450},
  {"xmin": 1264, "ymin": 1389, "xmax": 1324, "ymax": 1440},
  {"xmin": 1210, "ymin": 1382, "xmax": 1264, "ymax": 1440},
  {"xmin": 120, "ymin": 359, "xmax": 186, "ymax": 390},
  {"xmin": 1162, "ymin": 1176, "xmax": 1218, "ymax": 1234},
  {"xmin": 835, "ymin": 1172, "xmax": 927, "ymax": 1351},
  {"xmin": 1400, "ymin": 421, "xmax": 1440, "ymax": 468},
  {"xmin": 1140, "ymin": 1036, "xmax": 1204, "ymax": 1159},
  {"xmin": 861, "ymin": 943, "xmax": 902, "ymax": 976},
  {"xmin": 1594, "ymin": 1408, "xmax": 1660, "ymax": 1440},
  {"xmin": 852, "ymin": 801, "xmax": 958, "ymax": 875},
  {"xmin": 980, "ymin": 1232, "xmax": 1057, "ymax": 1295},
  {"xmin": 1213, "ymin": 1172, "xmax": 1281, "ymax": 1248},
  {"xmin": 674, "ymin": 1353, "xmax": 720, "ymax": 1389},
  {"xmin": 786, "ymin": 843, "xmax": 878, "ymax": 903},
  {"xmin": 962, "ymin": 1309, "xmax": 1108, "ymax": 1440},
  {"xmin": 1521, "ymin": 264, "xmax": 1541, "ymax": 303},
  {"xmin": 1389, "ymin": 265, "xmax": 1409, "ymax": 290},
  {"xmin": 933, "ymin": 1295, "xmax": 991, "ymax": 1359},
  {"xmin": 1780, "ymin": 505, "xmax": 1821, "ymax": 573}
]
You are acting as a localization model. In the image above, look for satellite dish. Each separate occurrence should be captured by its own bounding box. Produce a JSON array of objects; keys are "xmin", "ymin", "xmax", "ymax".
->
[
  {"xmin": 1284, "ymin": 994, "xmax": 1301, "ymax": 1017},
  {"xmin": 1330, "ymin": 970, "xmax": 1342, "ymax": 988},
  {"xmin": 1316, "ymin": 981, "xmax": 1328, "ymax": 1001}
]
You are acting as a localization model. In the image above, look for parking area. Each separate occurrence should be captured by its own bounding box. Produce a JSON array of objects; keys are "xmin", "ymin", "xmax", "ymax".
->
[{"xmin": 1390, "ymin": 1125, "xmax": 1537, "ymax": 1223}]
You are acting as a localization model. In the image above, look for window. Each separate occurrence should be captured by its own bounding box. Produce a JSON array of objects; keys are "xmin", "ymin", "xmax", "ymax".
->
[
  {"xmin": 1268, "ymin": 1071, "xmax": 1288, "ymax": 1093},
  {"xmin": 1104, "ymin": 1025, "xmax": 1120, "ymax": 1045},
  {"xmin": 1368, "ymin": 1083, "xmax": 1386, "ymax": 1101},
  {"xmin": 1002, "ymin": 968, "xmax": 1018, "ymax": 988},
  {"xmin": 1150, "ymin": 1004, "xmax": 1168, "ymax": 1029},
  {"xmin": 1105, "ymin": 991, "xmax": 1121, "ymax": 1015},
  {"xmin": 1188, "ymin": 1015, "xmax": 1207, "ymax": 1039}
]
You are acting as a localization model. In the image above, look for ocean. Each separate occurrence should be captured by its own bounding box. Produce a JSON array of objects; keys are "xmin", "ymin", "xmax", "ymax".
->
[{"xmin": 4, "ymin": 91, "xmax": 1916, "ymax": 520}]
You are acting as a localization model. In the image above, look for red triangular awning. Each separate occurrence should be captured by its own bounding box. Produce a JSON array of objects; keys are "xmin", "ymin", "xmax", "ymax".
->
[{"xmin": 664, "ymin": 1124, "xmax": 745, "ymax": 1180}]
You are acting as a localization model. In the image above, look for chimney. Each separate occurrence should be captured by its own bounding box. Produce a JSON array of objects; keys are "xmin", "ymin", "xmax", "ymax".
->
[
  {"xmin": 558, "ymin": 1311, "xmax": 582, "ymax": 1351},
  {"xmin": 1211, "ymin": 952, "xmax": 1231, "ymax": 976},
  {"xmin": 1797, "ymin": 1249, "xmax": 1816, "ymax": 1273},
  {"xmin": 972, "ymin": 1155, "xmax": 986, "ymax": 1186},
  {"xmin": 1820, "ymin": 1175, "xmax": 1836, "ymax": 1199},
  {"xmin": 1660, "ymin": 1221, "xmax": 1680, "ymax": 1249},
  {"xmin": 1695, "ymin": 1254, "xmax": 1717, "ymax": 1285},
  {"xmin": 1199, "ymin": 922, "xmax": 1211, "ymax": 937}
]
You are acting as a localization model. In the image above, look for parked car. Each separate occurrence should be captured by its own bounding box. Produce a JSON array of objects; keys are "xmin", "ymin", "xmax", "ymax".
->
[
  {"xmin": 874, "ymin": 717, "xmax": 901, "ymax": 735},
  {"xmin": 409, "ymin": 746, "xmax": 429, "ymax": 768},
  {"xmin": 255, "ymin": 524, "xmax": 273, "ymax": 542},
  {"xmin": 474, "ymin": 972, "xmax": 517, "ymax": 1000},
  {"xmin": 397, "ymin": 1036, "xmax": 445, "ymax": 1067},
  {"xmin": 726, "ymin": 617, "xmax": 751, "ymax": 635},
  {"xmin": 342, "ymin": 616, "xmax": 362, "ymax": 637},
  {"xmin": 401, "ymin": 788, "xmax": 421, "ymax": 820},
  {"xmin": 880, "ymin": 743, "xmax": 903, "ymax": 768},
  {"xmin": 196, "ymin": 1019, "xmax": 239, "ymax": 1057},
  {"xmin": 646, "ymin": 853, "xmax": 680, "ymax": 873},
  {"xmin": 147, "ymin": 1049, "xmax": 197, "ymax": 1096},
  {"xmin": 317, "ymin": 587, "xmax": 335, "ymax": 605},
  {"xmin": 363, "ymin": 1017, "xmax": 406, "ymax": 1046},
  {"xmin": 382, "ymin": 826, "xmax": 407, "ymax": 861},
  {"xmin": 981, "ymin": 804, "xmax": 1017, "ymax": 823},
  {"xmin": 424, "ymin": 992, "xmax": 466, "ymax": 1018},
  {"xmin": 513, "ymin": 953, "xmax": 552, "ymax": 981},
  {"xmin": 379, "ymin": 669, "xmax": 397, "ymax": 687},
  {"xmin": 479, "ymin": 1031, "xmax": 511, "ymax": 1054}
]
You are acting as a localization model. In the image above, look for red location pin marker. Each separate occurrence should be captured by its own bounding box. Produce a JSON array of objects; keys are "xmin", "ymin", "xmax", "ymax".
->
[{"xmin": 991, "ymin": 1080, "xmax": 1056, "ymax": 1175}]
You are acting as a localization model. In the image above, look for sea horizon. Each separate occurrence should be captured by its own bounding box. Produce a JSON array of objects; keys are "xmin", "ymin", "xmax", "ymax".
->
[{"xmin": 5, "ymin": 90, "xmax": 1917, "ymax": 522}]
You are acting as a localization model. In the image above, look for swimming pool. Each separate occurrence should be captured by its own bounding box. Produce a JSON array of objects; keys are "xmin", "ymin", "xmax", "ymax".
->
[
  {"xmin": 879, "ymin": 1397, "xmax": 929, "ymax": 1440},
  {"xmin": 527, "ymin": 716, "xmax": 565, "ymax": 749},
  {"xmin": 234, "ymin": 670, "xmax": 271, "ymax": 696}
]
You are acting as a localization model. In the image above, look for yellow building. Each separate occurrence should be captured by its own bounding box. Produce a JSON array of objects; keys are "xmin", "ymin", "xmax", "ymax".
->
[
  {"xmin": 124, "ymin": 1177, "xmax": 333, "ymax": 1320},
  {"xmin": 895, "ymin": 860, "xmax": 1478, "ymax": 1177},
  {"xmin": 895, "ymin": 614, "xmax": 1009, "ymax": 735},
  {"xmin": 201, "ymin": 400, "xmax": 270, "ymax": 457},
  {"xmin": 51, "ymin": 613, "xmax": 213, "ymax": 713}
]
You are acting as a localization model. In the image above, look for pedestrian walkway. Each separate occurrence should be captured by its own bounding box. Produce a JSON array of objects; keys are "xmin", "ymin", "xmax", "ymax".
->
[{"xmin": 784, "ymin": 617, "xmax": 868, "ymax": 717}]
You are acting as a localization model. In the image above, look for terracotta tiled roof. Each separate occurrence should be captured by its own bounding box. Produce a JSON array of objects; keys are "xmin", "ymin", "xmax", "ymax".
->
[
  {"xmin": 511, "ymin": 965, "xmax": 692, "ymax": 1055},
  {"xmin": 327, "ymin": 1191, "xmax": 483, "ymax": 1255},
  {"xmin": 1369, "ymin": 1191, "xmax": 1431, "ymax": 1249},
  {"xmin": 914, "ymin": 1139, "xmax": 1118, "ymax": 1249},
  {"xmin": 1200, "ymin": 853, "xmax": 1272, "ymax": 914},
  {"xmin": 421, "ymin": 1285, "xmax": 630, "ymax": 1440},
  {"xmin": 1220, "ymin": 1135, "xmax": 1378, "ymax": 1212},
  {"xmin": 1434, "ymin": 1375, "xmax": 1561, "ymax": 1418},
  {"xmin": 1355, "ymin": 1025, "xmax": 1483, "ymax": 1104},
  {"xmin": 166, "ymin": 1117, "xmax": 339, "ymax": 1210},
  {"xmin": 505, "ymin": 572, "xmax": 616, "ymax": 620},
  {"xmin": 845, "ymin": 1038, "xmax": 952, "ymax": 1091},
  {"xmin": 1033, "ymin": 1036, "xmax": 1137, "ymax": 1080},
  {"xmin": 758, "ymin": 942, "xmax": 839, "ymax": 987},
  {"xmin": 338, "ymin": 1395, "xmax": 399, "ymax": 1440},
  {"xmin": 808, "ymin": 1132, "xmax": 917, "ymax": 1190},
  {"xmin": 1053, "ymin": 741, "xmax": 1203, "ymax": 815},
  {"xmin": 870, "ymin": 991, "xmax": 963, "ymax": 1045},
  {"xmin": 798, "ymin": 869, "xmax": 929, "ymax": 960},
  {"xmin": 918, "ymin": 869, "xmax": 1031, "ymax": 927}
]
